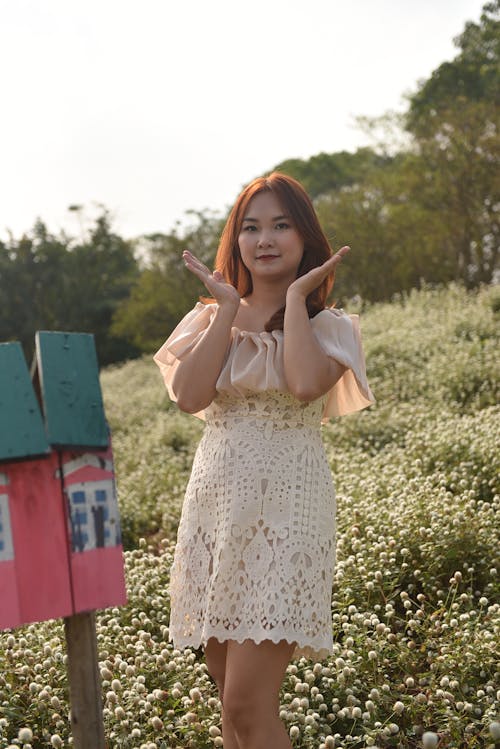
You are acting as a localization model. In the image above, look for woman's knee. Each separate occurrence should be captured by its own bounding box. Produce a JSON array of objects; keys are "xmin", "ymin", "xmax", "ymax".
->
[
  {"xmin": 222, "ymin": 687, "xmax": 253, "ymax": 735},
  {"xmin": 223, "ymin": 685, "xmax": 277, "ymax": 737}
]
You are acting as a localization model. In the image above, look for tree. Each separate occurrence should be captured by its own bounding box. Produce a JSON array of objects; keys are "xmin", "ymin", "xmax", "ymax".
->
[
  {"xmin": 408, "ymin": 1, "xmax": 499, "ymax": 128},
  {"xmin": 405, "ymin": 0, "xmax": 499, "ymax": 286},
  {"xmin": 272, "ymin": 148, "xmax": 391, "ymax": 200},
  {"xmin": 0, "ymin": 211, "xmax": 140, "ymax": 365}
]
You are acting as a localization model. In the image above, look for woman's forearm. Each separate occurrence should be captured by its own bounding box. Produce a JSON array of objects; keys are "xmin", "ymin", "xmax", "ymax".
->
[
  {"xmin": 172, "ymin": 304, "xmax": 237, "ymax": 413},
  {"xmin": 283, "ymin": 291, "xmax": 346, "ymax": 401}
]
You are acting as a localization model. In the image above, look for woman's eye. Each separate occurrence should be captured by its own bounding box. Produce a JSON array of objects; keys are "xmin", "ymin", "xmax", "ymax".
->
[
  {"xmin": 244, "ymin": 225, "xmax": 257, "ymax": 232},
  {"xmin": 276, "ymin": 222, "xmax": 290, "ymax": 230}
]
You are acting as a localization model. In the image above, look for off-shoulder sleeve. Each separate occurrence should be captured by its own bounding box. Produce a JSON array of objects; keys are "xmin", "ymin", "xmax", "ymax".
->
[
  {"xmin": 153, "ymin": 302, "xmax": 217, "ymax": 403},
  {"xmin": 311, "ymin": 308, "xmax": 376, "ymax": 420}
]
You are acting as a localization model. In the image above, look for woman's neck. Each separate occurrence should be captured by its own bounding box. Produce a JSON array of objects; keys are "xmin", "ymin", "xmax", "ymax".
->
[{"xmin": 243, "ymin": 278, "xmax": 291, "ymax": 313}]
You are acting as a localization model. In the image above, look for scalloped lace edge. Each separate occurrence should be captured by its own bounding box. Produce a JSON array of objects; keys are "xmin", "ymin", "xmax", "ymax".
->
[{"xmin": 168, "ymin": 630, "xmax": 333, "ymax": 662}]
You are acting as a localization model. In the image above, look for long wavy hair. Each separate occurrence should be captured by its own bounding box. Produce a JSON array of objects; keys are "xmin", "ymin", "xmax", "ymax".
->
[{"xmin": 208, "ymin": 172, "xmax": 337, "ymax": 331}]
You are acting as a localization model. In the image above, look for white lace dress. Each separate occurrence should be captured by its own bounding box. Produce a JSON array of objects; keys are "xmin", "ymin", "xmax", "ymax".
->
[{"xmin": 154, "ymin": 302, "xmax": 375, "ymax": 660}]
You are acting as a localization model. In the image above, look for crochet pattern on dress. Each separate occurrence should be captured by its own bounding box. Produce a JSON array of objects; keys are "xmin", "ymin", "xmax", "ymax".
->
[{"xmin": 167, "ymin": 391, "xmax": 337, "ymax": 661}]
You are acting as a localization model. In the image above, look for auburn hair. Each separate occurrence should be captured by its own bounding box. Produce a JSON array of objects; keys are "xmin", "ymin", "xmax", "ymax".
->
[{"xmin": 207, "ymin": 171, "xmax": 336, "ymax": 331}]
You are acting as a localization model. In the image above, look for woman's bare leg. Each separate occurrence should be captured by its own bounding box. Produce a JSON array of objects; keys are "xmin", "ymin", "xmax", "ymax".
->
[
  {"xmin": 222, "ymin": 638, "xmax": 295, "ymax": 749},
  {"xmin": 204, "ymin": 637, "xmax": 240, "ymax": 749}
]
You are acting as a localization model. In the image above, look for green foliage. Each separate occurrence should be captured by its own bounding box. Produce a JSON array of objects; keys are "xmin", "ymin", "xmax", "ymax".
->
[
  {"xmin": 407, "ymin": 1, "xmax": 500, "ymax": 126},
  {"xmin": 404, "ymin": 1, "xmax": 500, "ymax": 287},
  {"xmin": 0, "ymin": 211, "xmax": 140, "ymax": 366},
  {"xmin": 111, "ymin": 210, "xmax": 225, "ymax": 353},
  {"xmin": 273, "ymin": 148, "xmax": 390, "ymax": 199}
]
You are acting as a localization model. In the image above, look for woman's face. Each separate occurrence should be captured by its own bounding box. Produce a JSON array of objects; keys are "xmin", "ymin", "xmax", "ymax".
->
[{"xmin": 237, "ymin": 191, "xmax": 304, "ymax": 284}]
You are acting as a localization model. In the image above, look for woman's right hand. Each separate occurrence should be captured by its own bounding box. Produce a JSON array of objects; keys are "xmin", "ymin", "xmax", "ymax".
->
[{"xmin": 183, "ymin": 250, "xmax": 240, "ymax": 309}]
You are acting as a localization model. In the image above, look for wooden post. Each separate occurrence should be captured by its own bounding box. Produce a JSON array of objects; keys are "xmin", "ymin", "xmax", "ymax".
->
[{"xmin": 64, "ymin": 612, "xmax": 106, "ymax": 749}]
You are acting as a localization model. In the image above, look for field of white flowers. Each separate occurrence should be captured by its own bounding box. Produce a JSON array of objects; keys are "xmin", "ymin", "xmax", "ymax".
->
[{"xmin": 1, "ymin": 283, "xmax": 499, "ymax": 749}]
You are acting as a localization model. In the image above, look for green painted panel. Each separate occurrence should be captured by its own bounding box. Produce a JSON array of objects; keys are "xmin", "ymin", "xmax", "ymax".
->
[
  {"xmin": 0, "ymin": 342, "xmax": 50, "ymax": 461},
  {"xmin": 35, "ymin": 331, "xmax": 108, "ymax": 448}
]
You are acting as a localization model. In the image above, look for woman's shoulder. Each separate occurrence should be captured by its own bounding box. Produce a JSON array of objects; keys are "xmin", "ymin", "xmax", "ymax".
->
[
  {"xmin": 312, "ymin": 306, "xmax": 353, "ymax": 327},
  {"xmin": 315, "ymin": 306, "xmax": 349, "ymax": 318}
]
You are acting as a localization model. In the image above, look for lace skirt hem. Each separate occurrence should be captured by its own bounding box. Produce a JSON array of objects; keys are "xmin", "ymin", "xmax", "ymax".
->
[{"xmin": 167, "ymin": 624, "xmax": 333, "ymax": 662}]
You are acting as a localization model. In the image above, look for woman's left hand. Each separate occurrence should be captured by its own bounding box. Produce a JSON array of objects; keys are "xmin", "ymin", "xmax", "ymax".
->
[{"xmin": 287, "ymin": 246, "xmax": 350, "ymax": 300}]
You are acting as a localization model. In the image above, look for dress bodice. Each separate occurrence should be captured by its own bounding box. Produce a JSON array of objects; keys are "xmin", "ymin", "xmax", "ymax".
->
[{"xmin": 154, "ymin": 302, "xmax": 375, "ymax": 422}]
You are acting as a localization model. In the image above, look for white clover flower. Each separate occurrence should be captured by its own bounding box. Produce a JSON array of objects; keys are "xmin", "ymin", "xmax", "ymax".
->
[
  {"xmin": 150, "ymin": 716, "xmax": 163, "ymax": 730},
  {"xmin": 489, "ymin": 722, "xmax": 500, "ymax": 741},
  {"xmin": 50, "ymin": 735, "xmax": 63, "ymax": 749},
  {"xmin": 18, "ymin": 728, "xmax": 33, "ymax": 743},
  {"xmin": 422, "ymin": 731, "xmax": 439, "ymax": 748},
  {"xmin": 393, "ymin": 701, "xmax": 404, "ymax": 714},
  {"xmin": 289, "ymin": 725, "xmax": 300, "ymax": 738}
]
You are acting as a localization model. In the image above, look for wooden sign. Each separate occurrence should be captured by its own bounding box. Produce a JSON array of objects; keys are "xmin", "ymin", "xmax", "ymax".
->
[{"xmin": 0, "ymin": 332, "xmax": 126, "ymax": 631}]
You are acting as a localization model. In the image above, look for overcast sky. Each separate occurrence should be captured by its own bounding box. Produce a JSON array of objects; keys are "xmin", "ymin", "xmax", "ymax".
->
[{"xmin": 0, "ymin": 0, "xmax": 487, "ymax": 242}]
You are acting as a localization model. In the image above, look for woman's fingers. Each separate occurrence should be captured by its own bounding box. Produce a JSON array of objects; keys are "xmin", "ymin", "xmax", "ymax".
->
[
  {"xmin": 183, "ymin": 250, "xmax": 211, "ymax": 276},
  {"xmin": 333, "ymin": 244, "xmax": 351, "ymax": 260},
  {"xmin": 330, "ymin": 246, "xmax": 350, "ymax": 265},
  {"xmin": 182, "ymin": 250, "xmax": 240, "ymax": 305},
  {"xmin": 320, "ymin": 246, "xmax": 350, "ymax": 275}
]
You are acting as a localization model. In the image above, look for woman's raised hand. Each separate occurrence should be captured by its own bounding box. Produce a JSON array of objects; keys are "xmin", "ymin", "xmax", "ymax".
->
[
  {"xmin": 287, "ymin": 246, "xmax": 350, "ymax": 300},
  {"xmin": 183, "ymin": 250, "xmax": 240, "ymax": 309}
]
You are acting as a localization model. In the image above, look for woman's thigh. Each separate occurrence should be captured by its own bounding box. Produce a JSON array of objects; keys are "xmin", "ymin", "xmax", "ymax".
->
[{"xmin": 223, "ymin": 638, "xmax": 296, "ymax": 712}]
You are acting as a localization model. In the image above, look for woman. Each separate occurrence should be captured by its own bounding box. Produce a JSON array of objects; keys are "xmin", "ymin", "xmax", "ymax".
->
[{"xmin": 154, "ymin": 172, "xmax": 375, "ymax": 748}]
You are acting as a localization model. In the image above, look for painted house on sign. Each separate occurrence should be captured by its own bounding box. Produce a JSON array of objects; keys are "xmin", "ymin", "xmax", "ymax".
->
[
  {"xmin": 0, "ymin": 332, "xmax": 127, "ymax": 632},
  {"xmin": 62, "ymin": 452, "xmax": 122, "ymax": 553}
]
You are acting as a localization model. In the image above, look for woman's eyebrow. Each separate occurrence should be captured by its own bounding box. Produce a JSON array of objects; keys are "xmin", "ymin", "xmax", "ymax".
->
[{"xmin": 242, "ymin": 214, "xmax": 290, "ymax": 222}]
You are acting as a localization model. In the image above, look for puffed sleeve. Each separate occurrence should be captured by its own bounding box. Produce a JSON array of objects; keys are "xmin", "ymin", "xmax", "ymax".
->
[
  {"xmin": 311, "ymin": 308, "xmax": 376, "ymax": 420},
  {"xmin": 153, "ymin": 302, "xmax": 217, "ymax": 402}
]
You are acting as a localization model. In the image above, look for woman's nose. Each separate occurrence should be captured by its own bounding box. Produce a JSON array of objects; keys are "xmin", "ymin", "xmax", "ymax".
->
[{"xmin": 257, "ymin": 230, "xmax": 273, "ymax": 247}]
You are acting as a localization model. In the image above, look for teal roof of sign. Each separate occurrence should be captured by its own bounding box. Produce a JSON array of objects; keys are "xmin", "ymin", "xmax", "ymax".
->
[
  {"xmin": 35, "ymin": 331, "xmax": 108, "ymax": 449},
  {"xmin": 0, "ymin": 342, "xmax": 50, "ymax": 461}
]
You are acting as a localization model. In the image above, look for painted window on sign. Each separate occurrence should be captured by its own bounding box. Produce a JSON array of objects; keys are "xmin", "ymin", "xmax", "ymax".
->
[
  {"xmin": 0, "ymin": 493, "xmax": 14, "ymax": 562},
  {"xmin": 67, "ymin": 479, "xmax": 122, "ymax": 552}
]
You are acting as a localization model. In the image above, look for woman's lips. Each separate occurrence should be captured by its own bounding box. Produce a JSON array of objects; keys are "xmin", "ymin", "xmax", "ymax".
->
[{"xmin": 257, "ymin": 254, "xmax": 279, "ymax": 260}]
